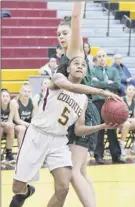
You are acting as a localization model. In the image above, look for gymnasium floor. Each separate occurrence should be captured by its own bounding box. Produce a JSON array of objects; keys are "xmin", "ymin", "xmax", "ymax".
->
[{"xmin": 2, "ymin": 164, "xmax": 135, "ymax": 207}]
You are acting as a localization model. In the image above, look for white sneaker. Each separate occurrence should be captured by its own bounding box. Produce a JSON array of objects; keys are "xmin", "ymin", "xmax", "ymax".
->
[{"xmin": 119, "ymin": 140, "xmax": 127, "ymax": 156}]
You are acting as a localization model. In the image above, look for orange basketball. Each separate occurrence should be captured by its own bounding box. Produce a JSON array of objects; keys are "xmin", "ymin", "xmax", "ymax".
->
[{"xmin": 101, "ymin": 99, "xmax": 129, "ymax": 124}]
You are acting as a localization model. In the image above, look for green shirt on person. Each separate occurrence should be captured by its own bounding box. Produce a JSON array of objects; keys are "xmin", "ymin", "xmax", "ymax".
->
[{"xmin": 90, "ymin": 66, "xmax": 121, "ymax": 101}]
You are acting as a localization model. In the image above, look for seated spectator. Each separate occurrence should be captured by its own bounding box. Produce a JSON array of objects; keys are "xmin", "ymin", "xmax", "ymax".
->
[
  {"xmin": 32, "ymin": 78, "xmax": 50, "ymax": 108},
  {"xmin": 118, "ymin": 84, "xmax": 135, "ymax": 155},
  {"xmin": 93, "ymin": 56, "xmax": 98, "ymax": 67},
  {"xmin": 39, "ymin": 55, "xmax": 57, "ymax": 76},
  {"xmin": 112, "ymin": 54, "xmax": 135, "ymax": 96},
  {"xmin": 0, "ymin": 89, "xmax": 15, "ymax": 163},
  {"xmin": 84, "ymin": 42, "xmax": 94, "ymax": 69},
  {"xmin": 56, "ymin": 44, "xmax": 64, "ymax": 64},
  {"xmin": 11, "ymin": 83, "xmax": 37, "ymax": 147}
]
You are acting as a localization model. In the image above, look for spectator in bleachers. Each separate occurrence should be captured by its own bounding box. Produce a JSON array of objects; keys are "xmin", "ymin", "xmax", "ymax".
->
[
  {"xmin": 12, "ymin": 83, "xmax": 37, "ymax": 147},
  {"xmin": 83, "ymin": 42, "xmax": 94, "ymax": 69},
  {"xmin": 32, "ymin": 78, "xmax": 50, "ymax": 108},
  {"xmin": 91, "ymin": 49, "xmax": 125, "ymax": 164},
  {"xmin": 39, "ymin": 55, "xmax": 57, "ymax": 76},
  {"xmin": 0, "ymin": 89, "xmax": 15, "ymax": 162},
  {"xmin": 56, "ymin": 44, "xmax": 64, "ymax": 64},
  {"xmin": 118, "ymin": 84, "xmax": 135, "ymax": 155},
  {"xmin": 93, "ymin": 56, "xmax": 98, "ymax": 67},
  {"xmin": 112, "ymin": 54, "xmax": 135, "ymax": 96}
]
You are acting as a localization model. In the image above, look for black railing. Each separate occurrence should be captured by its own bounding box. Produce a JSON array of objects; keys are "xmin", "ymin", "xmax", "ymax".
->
[
  {"xmin": 83, "ymin": 1, "xmax": 87, "ymax": 19},
  {"xmin": 83, "ymin": 0, "xmax": 111, "ymax": 37},
  {"xmin": 101, "ymin": 0, "xmax": 111, "ymax": 37},
  {"xmin": 101, "ymin": 4, "xmax": 111, "ymax": 37},
  {"xmin": 83, "ymin": 0, "xmax": 133, "ymax": 57},
  {"xmin": 122, "ymin": 15, "xmax": 132, "ymax": 56}
]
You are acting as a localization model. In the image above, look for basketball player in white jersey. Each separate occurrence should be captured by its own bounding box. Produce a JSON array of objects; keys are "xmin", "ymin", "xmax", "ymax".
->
[{"xmin": 9, "ymin": 57, "xmax": 119, "ymax": 207}]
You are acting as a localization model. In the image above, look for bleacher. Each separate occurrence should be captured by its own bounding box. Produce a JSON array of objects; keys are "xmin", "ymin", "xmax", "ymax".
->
[
  {"xmin": 103, "ymin": 1, "xmax": 135, "ymax": 30},
  {"xmin": 1, "ymin": 1, "xmax": 86, "ymax": 93},
  {"xmin": 1, "ymin": 0, "xmax": 135, "ymax": 94},
  {"xmin": 2, "ymin": 69, "xmax": 39, "ymax": 93}
]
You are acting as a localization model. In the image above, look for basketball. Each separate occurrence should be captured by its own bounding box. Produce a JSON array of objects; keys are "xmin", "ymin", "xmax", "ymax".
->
[{"xmin": 101, "ymin": 99, "xmax": 129, "ymax": 125}]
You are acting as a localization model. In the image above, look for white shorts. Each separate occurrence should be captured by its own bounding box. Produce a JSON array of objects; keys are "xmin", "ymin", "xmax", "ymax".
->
[{"xmin": 14, "ymin": 125, "xmax": 72, "ymax": 183}]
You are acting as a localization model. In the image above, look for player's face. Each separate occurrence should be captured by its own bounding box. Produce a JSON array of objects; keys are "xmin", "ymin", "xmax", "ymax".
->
[
  {"xmin": 84, "ymin": 43, "xmax": 90, "ymax": 55},
  {"xmin": 20, "ymin": 86, "xmax": 32, "ymax": 99},
  {"xmin": 96, "ymin": 51, "xmax": 107, "ymax": 67},
  {"xmin": 57, "ymin": 25, "xmax": 71, "ymax": 50},
  {"xmin": 126, "ymin": 85, "xmax": 135, "ymax": 98},
  {"xmin": 1, "ymin": 91, "xmax": 10, "ymax": 105},
  {"xmin": 68, "ymin": 57, "xmax": 87, "ymax": 80}
]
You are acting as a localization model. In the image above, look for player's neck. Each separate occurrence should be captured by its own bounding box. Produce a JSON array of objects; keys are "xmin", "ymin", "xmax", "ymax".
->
[
  {"xmin": 2, "ymin": 103, "xmax": 8, "ymax": 110},
  {"xmin": 68, "ymin": 75, "xmax": 82, "ymax": 84},
  {"xmin": 20, "ymin": 96, "xmax": 29, "ymax": 105},
  {"xmin": 126, "ymin": 95, "xmax": 133, "ymax": 102}
]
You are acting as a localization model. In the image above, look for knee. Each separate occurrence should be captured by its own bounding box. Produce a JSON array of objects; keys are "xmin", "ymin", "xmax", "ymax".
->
[
  {"xmin": 15, "ymin": 125, "xmax": 26, "ymax": 133},
  {"xmin": 12, "ymin": 180, "xmax": 26, "ymax": 194},
  {"xmin": 7, "ymin": 125, "xmax": 14, "ymax": 134},
  {"xmin": 55, "ymin": 182, "xmax": 69, "ymax": 200},
  {"xmin": 71, "ymin": 168, "xmax": 80, "ymax": 181},
  {"xmin": 80, "ymin": 167, "xmax": 86, "ymax": 177}
]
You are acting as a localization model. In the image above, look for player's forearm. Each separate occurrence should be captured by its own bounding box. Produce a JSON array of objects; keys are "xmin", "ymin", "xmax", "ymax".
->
[
  {"xmin": 15, "ymin": 118, "xmax": 30, "ymax": 127},
  {"xmin": 72, "ymin": 83, "xmax": 107, "ymax": 97},
  {"xmin": 75, "ymin": 124, "xmax": 106, "ymax": 136},
  {"xmin": 20, "ymin": 120, "xmax": 30, "ymax": 127},
  {"xmin": 72, "ymin": 1, "xmax": 85, "ymax": 18},
  {"xmin": 52, "ymin": 74, "xmax": 109, "ymax": 97}
]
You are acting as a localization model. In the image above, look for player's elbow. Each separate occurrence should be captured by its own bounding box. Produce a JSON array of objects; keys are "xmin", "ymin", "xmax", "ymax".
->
[
  {"xmin": 74, "ymin": 130, "xmax": 80, "ymax": 136},
  {"xmin": 74, "ymin": 126, "xmax": 83, "ymax": 136}
]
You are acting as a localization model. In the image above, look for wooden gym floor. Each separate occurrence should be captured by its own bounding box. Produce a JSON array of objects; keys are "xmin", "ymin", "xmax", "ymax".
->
[{"xmin": 2, "ymin": 164, "xmax": 135, "ymax": 207}]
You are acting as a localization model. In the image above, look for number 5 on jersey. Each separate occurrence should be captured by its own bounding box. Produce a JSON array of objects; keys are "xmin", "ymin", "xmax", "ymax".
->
[{"xmin": 58, "ymin": 107, "xmax": 70, "ymax": 126}]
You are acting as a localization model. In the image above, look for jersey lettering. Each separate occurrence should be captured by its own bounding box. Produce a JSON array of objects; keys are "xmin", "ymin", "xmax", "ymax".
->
[
  {"xmin": 57, "ymin": 93, "xmax": 82, "ymax": 117},
  {"xmin": 58, "ymin": 107, "xmax": 70, "ymax": 126}
]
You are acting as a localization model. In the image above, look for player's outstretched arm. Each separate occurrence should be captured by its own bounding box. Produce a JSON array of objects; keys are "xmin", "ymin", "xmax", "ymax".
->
[
  {"xmin": 52, "ymin": 73, "xmax": 120, "ymax": 100},
  {"xmin": 74, "ymin": 101, "xmax": 120, "ymax": 136},
  {"xmin": 67, "ymin": 1, "xmax": 85, "ymax": 59}
]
